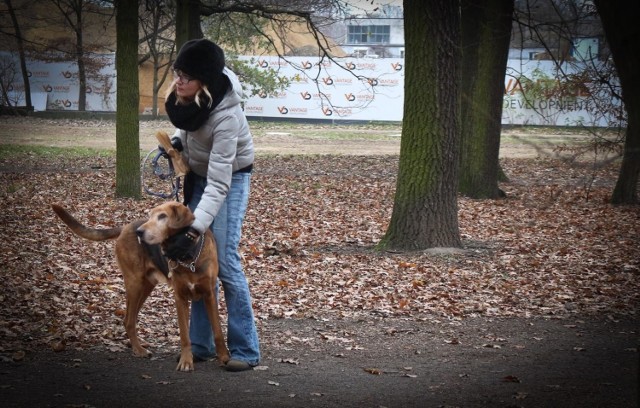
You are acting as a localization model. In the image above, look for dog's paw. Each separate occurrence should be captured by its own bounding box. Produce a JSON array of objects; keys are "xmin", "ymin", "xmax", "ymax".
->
[
  {"xmin": 218, "ymin": 351, "xmax": 231, "ymax": 366},
  {"xmin": 176, "ymin": 354, "xmax": 194, "ymax": 372},
  {"xmin": 176, "ymin": 361, "xmax": 194, "ymax": 372},
  {"xmin": 132, "ymin": 347, "xmax": 152, "ymax": 358}
]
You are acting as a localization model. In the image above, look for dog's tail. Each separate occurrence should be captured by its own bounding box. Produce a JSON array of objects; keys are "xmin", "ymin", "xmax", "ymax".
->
[{"xmin": 51, "ymin": 204, "xmax": 122, "ymax": 241}]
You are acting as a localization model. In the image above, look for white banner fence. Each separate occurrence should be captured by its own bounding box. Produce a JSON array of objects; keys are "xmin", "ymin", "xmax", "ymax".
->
[{"xmin": 1, "ymin": 51, "xmax": 623, "ymax": 128}]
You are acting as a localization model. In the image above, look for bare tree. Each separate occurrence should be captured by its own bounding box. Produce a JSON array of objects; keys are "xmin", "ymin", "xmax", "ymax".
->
[
  {"xmin": 139, "ymin": 0, "xmax": 175, "ymax": 118},
  {"xmin": 49, "ymin": 0, "xmax": 90, "ymax": 110},
  {"xmin": 594, "ymin": 0, "xmax": 639, "ymax": 204},
  {"xmin": 39, "ymin": 0, "xmax": 115, "ymax": 111},
  {"xmin": 3, "ymin": 0, "xmax": 32, "ymax": 111},
  {"xmin": 512, "ymin": 0, "xmax": 636, "ymax": 204}
]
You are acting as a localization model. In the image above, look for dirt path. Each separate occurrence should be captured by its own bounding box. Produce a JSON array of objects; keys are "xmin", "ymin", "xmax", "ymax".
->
[{"xmin": 1, "ymin": 317, "xmax": 636, "ymax": 407}]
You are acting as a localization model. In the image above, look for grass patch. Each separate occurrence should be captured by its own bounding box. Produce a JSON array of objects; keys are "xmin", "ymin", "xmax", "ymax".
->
[{"xmin": 0, "ymin": 144, "xmax": 114, "ymax": 159}]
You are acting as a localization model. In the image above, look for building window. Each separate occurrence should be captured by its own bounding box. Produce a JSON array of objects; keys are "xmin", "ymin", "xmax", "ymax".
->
[
  {"xmin": 572, "ymin": 37, "xmax": 599, "ymax": 60},
  {"xmin": 347, "ymin": 25, "xmax": 390, "ymax": 44}
]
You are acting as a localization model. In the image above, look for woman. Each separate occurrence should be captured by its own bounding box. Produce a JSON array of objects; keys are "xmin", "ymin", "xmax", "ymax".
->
[{"xmin": 163, "ymin": 39, "xmax": 259, "ymax": 372}]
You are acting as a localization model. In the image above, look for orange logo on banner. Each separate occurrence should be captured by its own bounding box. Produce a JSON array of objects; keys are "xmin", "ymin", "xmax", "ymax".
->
[{"xmin": 504, "ymin": 78, "xmax": 525, "ymax": 95}]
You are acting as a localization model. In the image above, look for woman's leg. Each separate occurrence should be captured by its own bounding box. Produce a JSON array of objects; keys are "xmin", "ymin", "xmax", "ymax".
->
[
  {"xmin": 187, "ymin": 173, "xmax": 260, "ymax": 365},
  {"xmin": 212, "ymin": 172, "xmax": 260, "ymax": 365}
]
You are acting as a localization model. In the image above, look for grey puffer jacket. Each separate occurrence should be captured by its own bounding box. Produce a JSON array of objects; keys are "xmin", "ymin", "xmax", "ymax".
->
[{"xmin": 172, "ymin": 68, "xmax": 254, "ymax": 233}]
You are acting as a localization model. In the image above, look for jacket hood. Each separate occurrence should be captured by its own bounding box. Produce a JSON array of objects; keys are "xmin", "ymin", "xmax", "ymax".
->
[{"xmin": 217, "ymin": 67, "xmax": 244, "ymax": 111}]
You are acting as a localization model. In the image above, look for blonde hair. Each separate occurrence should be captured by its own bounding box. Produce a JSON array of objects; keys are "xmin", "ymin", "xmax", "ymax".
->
[{"xmin": 166, "ymin": 78, "xmax": 213, "ymax": 108}]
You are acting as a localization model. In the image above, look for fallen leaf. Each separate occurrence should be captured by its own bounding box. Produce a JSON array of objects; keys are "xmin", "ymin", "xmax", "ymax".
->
[
  {"xmin": 51, "ymin": 340, "xmax": 65, "ymax": 352},
  {"xmin": 277, "ymin": 358, "xmax": 299, "ymax": 365},
  {"xmin": 514, "ymin": 391, "xmax": 528, "ymax": 400},
  {"xmin": 1, "ymin": 151, "xmax": 637, "ymax": 356},
  {"xmin": 503, "ymin": 375, "xmax": 521, "ymax": 383},
  {"xmin": 12, "ymin": 351, "xmax": 25, "ymax": 362}
]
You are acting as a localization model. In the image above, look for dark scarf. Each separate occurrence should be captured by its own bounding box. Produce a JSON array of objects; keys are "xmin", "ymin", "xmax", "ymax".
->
[
  {"xmin": 164, "ymin": 75, "xmax": 230, "ymax": 132},
  {"xmin": 165, "ymin": 93, "xmax": 216, "ymax": 132}
]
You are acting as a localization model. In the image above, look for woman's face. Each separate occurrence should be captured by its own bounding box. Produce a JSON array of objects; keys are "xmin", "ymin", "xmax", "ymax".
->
[{"xmin": 173, "ymin": 69, "xmax": 201, "ymax": 101}]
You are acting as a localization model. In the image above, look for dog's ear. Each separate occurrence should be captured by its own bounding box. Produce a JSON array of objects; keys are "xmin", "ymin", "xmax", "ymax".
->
[{"xmin": 168, "ymin": 203, "xmax": 195, "ymax": 229}]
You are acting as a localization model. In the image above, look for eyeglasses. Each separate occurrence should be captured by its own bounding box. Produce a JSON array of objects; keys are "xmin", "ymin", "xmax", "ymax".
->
[{"xmin": 172, "ymin": 69, "xmax": 194, "ymax": 84}]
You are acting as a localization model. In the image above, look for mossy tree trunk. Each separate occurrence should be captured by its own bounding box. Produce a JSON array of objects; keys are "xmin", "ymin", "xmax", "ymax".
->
[
  {"xmin": 594, "ymin": 0, "xmax": 639, "ymax": 205},
  {"xmin": 115, "ymin": 0, "xmax": 140, "ymax": 199},
  {"xmin": 377, "ymin": 1, "xmax": 462, "ymax": 251},
  {"xmin": 459, "ymin": 0, "xmax": 513, "ymax": 199},
  {"xmin": 175, "ymin": 0, "xmax": 203, "ymax": 49}
]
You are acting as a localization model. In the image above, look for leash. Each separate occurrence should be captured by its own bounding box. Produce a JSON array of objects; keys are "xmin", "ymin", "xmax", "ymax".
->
[
  {"xmin": 142, "ymin": 148, "xmax": 182, "ymax": 201},
  {"xmin": 168, "ymin": 234, "xmax": 205, "ymax": 273}
]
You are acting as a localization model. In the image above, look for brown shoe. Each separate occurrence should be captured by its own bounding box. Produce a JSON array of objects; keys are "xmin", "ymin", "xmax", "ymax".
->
[{"xmin": 225, "ymin": 359, "xmax": 253, "ymax": 372}]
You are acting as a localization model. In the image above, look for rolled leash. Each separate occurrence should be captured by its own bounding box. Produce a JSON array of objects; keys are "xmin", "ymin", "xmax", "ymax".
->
[{"xmin": 141, "ymin": 148, "xmax": 182, "ymax": 200}]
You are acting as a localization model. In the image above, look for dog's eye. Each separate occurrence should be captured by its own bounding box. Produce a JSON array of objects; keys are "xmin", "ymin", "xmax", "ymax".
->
[{"xmin": 157, "ymin": 213, "xmax": 167, "ymax": 220}]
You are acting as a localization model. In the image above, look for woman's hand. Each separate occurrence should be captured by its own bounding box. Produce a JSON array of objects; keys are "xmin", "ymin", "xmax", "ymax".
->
[{"xmin": 163, "ymin": 227, "xmax": 200, "ymax": 261}]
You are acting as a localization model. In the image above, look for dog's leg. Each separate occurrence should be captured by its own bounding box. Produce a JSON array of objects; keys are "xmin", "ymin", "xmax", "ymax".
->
[
  {"xmin": 203, "ymin": 290, "xmax": 231, "ymax": 365},
  {"xmin": 174, "ymin": 294, "xmax": 194, "ymax": 371},
  {"xmin": 123, "ymin": 279, "xmax": 155, "ymax": 357}
]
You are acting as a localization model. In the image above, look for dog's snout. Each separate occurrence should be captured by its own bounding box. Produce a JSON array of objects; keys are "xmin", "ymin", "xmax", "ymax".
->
[{"xmin": 136, "ymin": 227, "xmax": 144, "ymax": 238}]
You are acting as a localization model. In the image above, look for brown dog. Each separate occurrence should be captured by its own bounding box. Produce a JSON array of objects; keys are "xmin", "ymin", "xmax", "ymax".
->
[{"xmin": 51, "ymin": 202, "xmax": 230, "ymax": 371}]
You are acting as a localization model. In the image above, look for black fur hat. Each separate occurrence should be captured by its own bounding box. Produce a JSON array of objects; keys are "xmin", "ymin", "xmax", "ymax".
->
[{"xmin": 173, "ymin": 39, "xmax": 225, "ymax": 89}]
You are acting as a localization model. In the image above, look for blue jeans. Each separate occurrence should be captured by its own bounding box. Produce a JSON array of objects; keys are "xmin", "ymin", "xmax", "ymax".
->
[{"xmin": 187, "ymin": 172, "xmax": 260, "ymax": 365}]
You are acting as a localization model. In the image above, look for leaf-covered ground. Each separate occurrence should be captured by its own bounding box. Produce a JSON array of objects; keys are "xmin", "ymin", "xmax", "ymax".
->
[{"xmin": 0, "ymin": 153, "xmax": 638, "ymax": 355}]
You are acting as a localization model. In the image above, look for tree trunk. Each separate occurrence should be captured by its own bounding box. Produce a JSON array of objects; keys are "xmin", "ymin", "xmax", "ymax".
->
[
  {"xmin": 459, "ymin": 0, "xmax": 513, "ymax": 199},
  {"xmin": 74, "ymin": 6, "xmax": 86, "ymax": 111},
  {"xmin": 5, "ymin": 0, "xmax": 32, "ymax": 111},
  {"xmin": 594, "ymin": 0, "xmax": 639, "ymax": 204},
  {"xmin": 377, "ymin": 1, "xmax": 462, "ymax": 251},
  {"xmin": 175, "ymin": 0, "xmax": 203, "ymax": 49},
  {"xmin": 152, "ymin": 60, "xmax": 159, "ymax": 117},
  {"xmin": 115, "ymin": 0, "xmax": 140, "ymax": 199}
]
